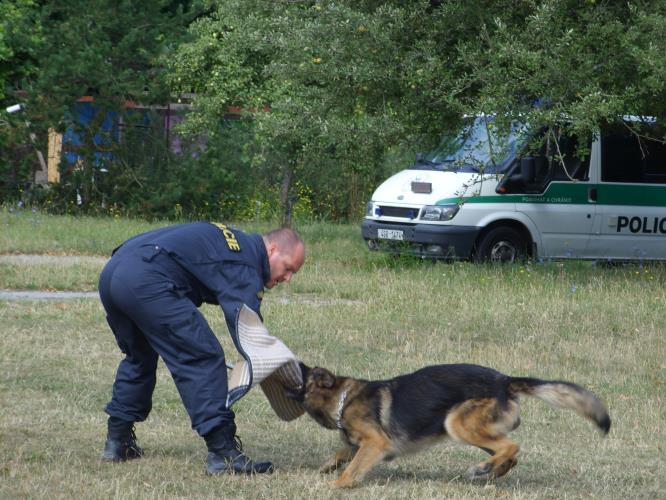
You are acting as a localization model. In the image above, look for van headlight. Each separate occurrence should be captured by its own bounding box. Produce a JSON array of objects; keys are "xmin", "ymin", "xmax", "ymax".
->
[
  {"xmin": 420, "ymin": 204, "xmax": 459, "ymax": 221},
  {"xmin": 365, "ymin": 201, "xmax": 379, "ymax": 217}
]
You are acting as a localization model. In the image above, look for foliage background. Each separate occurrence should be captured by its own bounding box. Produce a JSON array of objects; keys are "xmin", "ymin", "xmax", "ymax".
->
[{"xmin": 2, "ymin": 1, "xmax": 666, "ymax": 224}]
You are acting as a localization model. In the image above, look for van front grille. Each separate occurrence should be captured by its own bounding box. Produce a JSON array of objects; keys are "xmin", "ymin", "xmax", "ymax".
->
[{"xmin": 377, "ymin": 205, "xmax": 420, "ymax": 219}]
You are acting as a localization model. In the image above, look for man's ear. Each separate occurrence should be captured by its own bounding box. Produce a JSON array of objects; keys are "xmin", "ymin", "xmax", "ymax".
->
[
  {"xmin": 266, "ymin": 241, "xmax": 279, "ymax": 257},
  {"xmin": 312, "ymin": 367, "xmax": 335, "ymax": 389}
]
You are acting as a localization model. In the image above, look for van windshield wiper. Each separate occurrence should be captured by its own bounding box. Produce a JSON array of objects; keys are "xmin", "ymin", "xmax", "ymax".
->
[
  {"xmin": 415, "ymin": 157, "xmax": 440, "ymax": 167},
  {"xmin": 434, "ymin": 159, "xmax": 481, "ymax": 172},
  {"xmin": 461, "ymin": 162, "xmax": 481, "ymax": 172},
  {"xmin": 414, "ymin": 156, "xmax": 482, "ymax": 172}
]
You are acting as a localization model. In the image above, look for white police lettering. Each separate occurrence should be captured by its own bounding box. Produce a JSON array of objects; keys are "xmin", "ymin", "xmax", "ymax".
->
[{"xmin": 616, "ymin": 216, "xmax": 666, "ymax": 234}]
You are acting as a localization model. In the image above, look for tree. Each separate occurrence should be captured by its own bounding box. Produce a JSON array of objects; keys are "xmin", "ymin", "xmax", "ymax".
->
[
  {"xmin": 2, "ymin": 0, "xmax": 201, "ymax": 205},
  {"xmin": 0, "ymin": 0, "xmax": 43, "ymax": 102},
  {"xmin": 0, "ymin": 0, "xmax": 44, "ymax": 198},
  {"xmin": 451, "ymin": 1, "xmax": 666, "ymax": 136},
  {"xmin": 169, "ymin": 0, "xmax": 666, "ymax": 225},
  {"xmin": 33, "ymin": 1, "xmax": 196, "ymax": 116},
  {"xmin": 169, "ymin": 1, "xmax": 430, "ymax": 224}
]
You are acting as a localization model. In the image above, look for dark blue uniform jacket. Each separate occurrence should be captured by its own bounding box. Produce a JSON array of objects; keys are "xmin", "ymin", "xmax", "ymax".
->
[{"xmin": 113, "ymin": 222, "xmax": 270, "ymax": 334}]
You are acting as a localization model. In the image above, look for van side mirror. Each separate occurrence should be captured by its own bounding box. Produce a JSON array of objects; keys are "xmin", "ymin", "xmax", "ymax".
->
[
  {"xmin": 496, "ymin": 156, "xmax": 538, "ymax": 194},
  {"xmin": 520, "ymin": 156, "xmax": 536, "ymax": 184}
]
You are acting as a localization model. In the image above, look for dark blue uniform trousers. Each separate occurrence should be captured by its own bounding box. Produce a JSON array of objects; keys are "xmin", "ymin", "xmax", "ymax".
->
[{"xmin": 99, "ymin": 251, "xmax": 234, "ymax": 437}]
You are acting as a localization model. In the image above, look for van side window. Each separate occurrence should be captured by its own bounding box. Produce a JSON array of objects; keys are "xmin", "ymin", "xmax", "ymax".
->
[
  {"xmin": 601, "ymin": 123, "xmax": 666, "ymax": 184},
  {"xmin": 532, "ymin": 129, "xmax": 590, "ymax": 183},
  {"xmin": 498, "ymin": 127, "xmax": 591, "ymax": 195}
]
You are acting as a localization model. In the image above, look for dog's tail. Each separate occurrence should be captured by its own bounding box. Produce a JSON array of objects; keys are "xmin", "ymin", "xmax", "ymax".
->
[{"xmin": 508, "ymin": 377, "xmax": 611, "ymax": 434}]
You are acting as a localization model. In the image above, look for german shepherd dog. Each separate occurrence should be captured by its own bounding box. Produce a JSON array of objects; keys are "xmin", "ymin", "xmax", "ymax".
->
[{"xmin": 288, "ymin": 363, "xmax": 610, "ymax": 488}]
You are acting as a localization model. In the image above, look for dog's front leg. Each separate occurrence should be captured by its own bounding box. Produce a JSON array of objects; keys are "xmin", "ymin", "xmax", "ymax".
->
[
  {"xmin": 319, "ymin": 446, "xmax": 356, "ymax": 474},
  {"xmin": 331, "ymin": 431, "xmax": 389, "ymax": 488}
]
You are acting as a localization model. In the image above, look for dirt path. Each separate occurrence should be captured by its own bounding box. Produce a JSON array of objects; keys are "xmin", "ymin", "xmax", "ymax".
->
[
  {"xmin": 0, "ymin": 290, "xmax": 99, "ymax": 300},
  {"xmin": 0, "ymin": 254, "xmax": 363, "ymax": 305},
  {"xmin": 0, "ymin": 254, "xmax": 107, "ymax": 264},
  {"xmin": 0, "ymin": 289, "xmax": 362, "ymax": 304},
  {"xmin": 0, "ymin": 254, "xmax": 104, "ymax": 300}
]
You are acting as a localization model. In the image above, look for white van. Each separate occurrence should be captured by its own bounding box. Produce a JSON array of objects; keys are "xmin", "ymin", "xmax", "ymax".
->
[{"xmin": 362, "ymin": 116, "xmax": 666, "ymax": 261}]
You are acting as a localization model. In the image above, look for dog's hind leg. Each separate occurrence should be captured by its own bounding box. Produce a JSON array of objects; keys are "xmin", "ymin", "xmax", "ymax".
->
[
  {"xmin": 331, "ymin": 428, "xmax": 390, "ymax": 488},
  {"xmin": 444, "ymin": 398, "xmax": 520, "ymax": 480},
  {"xmin": 463, "ymin": 437, "xmax": 519, "ymax": 481},
  {"xmin": 320, "ymin": 446, "xmax": 357, "ymax": 474}
]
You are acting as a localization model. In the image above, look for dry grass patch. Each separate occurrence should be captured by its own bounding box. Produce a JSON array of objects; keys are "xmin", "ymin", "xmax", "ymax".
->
[{"xmin": 0, "ymin": 211, "xmax": 664, "ymax": 498}]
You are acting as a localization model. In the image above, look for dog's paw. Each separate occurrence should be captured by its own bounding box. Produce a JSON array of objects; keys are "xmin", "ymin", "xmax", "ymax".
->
[
  {"xmin": 494, "ymin": 457, "xmax": 518, "ymax": 478},
  {"xmin": 466, "ymin": 462, "xmax": 493, "ymax": 481},
  {"xmin": 493, "ymin": 458, "xmax": 518, "ymax": 477},
  {"xmin": 330, "ymin": 478, "xmax": 357, "ymax": 489}
]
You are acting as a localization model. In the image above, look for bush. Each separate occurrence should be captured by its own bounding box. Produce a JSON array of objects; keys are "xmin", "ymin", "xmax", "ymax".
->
[{"xmin": 5, "ymin": 114, "xmax": 387, "ymax": 224}]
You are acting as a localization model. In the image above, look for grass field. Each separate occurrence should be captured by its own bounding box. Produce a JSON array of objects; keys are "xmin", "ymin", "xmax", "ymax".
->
[{"xmin": 1, "ymin": 208, "xmax": 664, "ymax": 499}]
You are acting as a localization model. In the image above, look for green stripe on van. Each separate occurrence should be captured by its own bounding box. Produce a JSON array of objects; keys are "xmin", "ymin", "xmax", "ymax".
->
[
  {"xmin": 597, "ymin": 184, "xmax": 666, "ymax": 206},
  {"xmin": 437, "ymin": 183, "xmax": 666, "ymax": 207}
]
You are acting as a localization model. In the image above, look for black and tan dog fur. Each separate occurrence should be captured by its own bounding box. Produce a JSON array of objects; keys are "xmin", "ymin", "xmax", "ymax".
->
[{"xmin": 288, "ymin": 363, "xmax": 610, "ymax": 488}]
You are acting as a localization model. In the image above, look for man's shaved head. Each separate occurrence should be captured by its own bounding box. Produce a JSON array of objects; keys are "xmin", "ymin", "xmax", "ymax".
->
[
  {"xmin": 263, "ymin": 228, "xmax": 304, "ymax": 251},
  {"xmin": 262, "ymin": 228, "xmax": 305, "ymax": 289}
]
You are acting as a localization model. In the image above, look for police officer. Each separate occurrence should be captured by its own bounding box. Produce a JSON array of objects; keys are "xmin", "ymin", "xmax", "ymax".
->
[{"xmin": 98, "ymin": 222, "xmax": 305, "ymax": 474}]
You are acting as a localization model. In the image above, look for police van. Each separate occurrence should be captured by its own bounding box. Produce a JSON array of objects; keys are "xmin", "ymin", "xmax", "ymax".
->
[{"xmin": 362, "ymin": 116, "xmax": 666, "ymax": 262}]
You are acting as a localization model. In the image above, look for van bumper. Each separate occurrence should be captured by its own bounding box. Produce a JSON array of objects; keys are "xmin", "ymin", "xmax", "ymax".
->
[{"xmin": 361, "ymin": 219, "xmax": 481, "ymax": 259}]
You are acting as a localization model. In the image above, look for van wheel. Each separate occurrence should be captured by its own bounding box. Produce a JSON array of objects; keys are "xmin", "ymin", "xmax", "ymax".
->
[{"xmin": 475, "ymin": 227, "xmax": 527, "ymax": 263}]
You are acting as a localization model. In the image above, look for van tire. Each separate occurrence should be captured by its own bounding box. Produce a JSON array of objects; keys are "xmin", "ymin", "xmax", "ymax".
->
[{"xmin": 475, "ymin": 226, "xmax": 527, "ymax": 263}]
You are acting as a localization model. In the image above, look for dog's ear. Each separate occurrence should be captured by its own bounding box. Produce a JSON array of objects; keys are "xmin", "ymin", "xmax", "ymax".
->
[{"xmin": 312, "ymin": 367, "xmax": 335, "ymax": 389}]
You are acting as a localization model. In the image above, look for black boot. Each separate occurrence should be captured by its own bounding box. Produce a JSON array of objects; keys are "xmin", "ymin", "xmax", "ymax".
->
[
  {"xmin": 204, "ymin": 424, "xmax": 274, "ymax": 475},
  {"xmin": 102, "ymin": 417, "xmax": 143, "ymax": 462}
]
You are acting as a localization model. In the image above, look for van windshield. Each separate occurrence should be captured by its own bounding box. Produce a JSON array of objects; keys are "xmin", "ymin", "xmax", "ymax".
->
[{"xmin": 417, "ymin": 117, "xmax": 528, "ymax": 174}]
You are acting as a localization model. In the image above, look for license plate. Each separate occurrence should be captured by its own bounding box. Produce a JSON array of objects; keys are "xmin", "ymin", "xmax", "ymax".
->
[{"xmin": 377, "ymin": 228, "xmax": 404, "ymax": 241}]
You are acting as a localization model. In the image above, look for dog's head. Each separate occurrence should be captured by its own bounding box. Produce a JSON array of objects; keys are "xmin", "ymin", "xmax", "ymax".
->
[{"xmin": 286, "ymin": 363, "xmax": 344, "ymax": 430}]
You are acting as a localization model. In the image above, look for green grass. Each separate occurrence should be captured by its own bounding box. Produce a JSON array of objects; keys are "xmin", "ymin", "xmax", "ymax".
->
[{"xmin": 1, "ymin": 208, "xmax": 665, "ymax": 498}]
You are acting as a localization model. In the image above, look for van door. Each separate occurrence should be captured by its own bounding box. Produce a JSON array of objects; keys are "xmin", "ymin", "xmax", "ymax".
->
[
  {"xmin": 590, "ymin": 122, "xmax": 666, "ymax": 260},
  {"xmin": 516, "ymin": 131, "xmax": 597, "ymax": 259}
]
